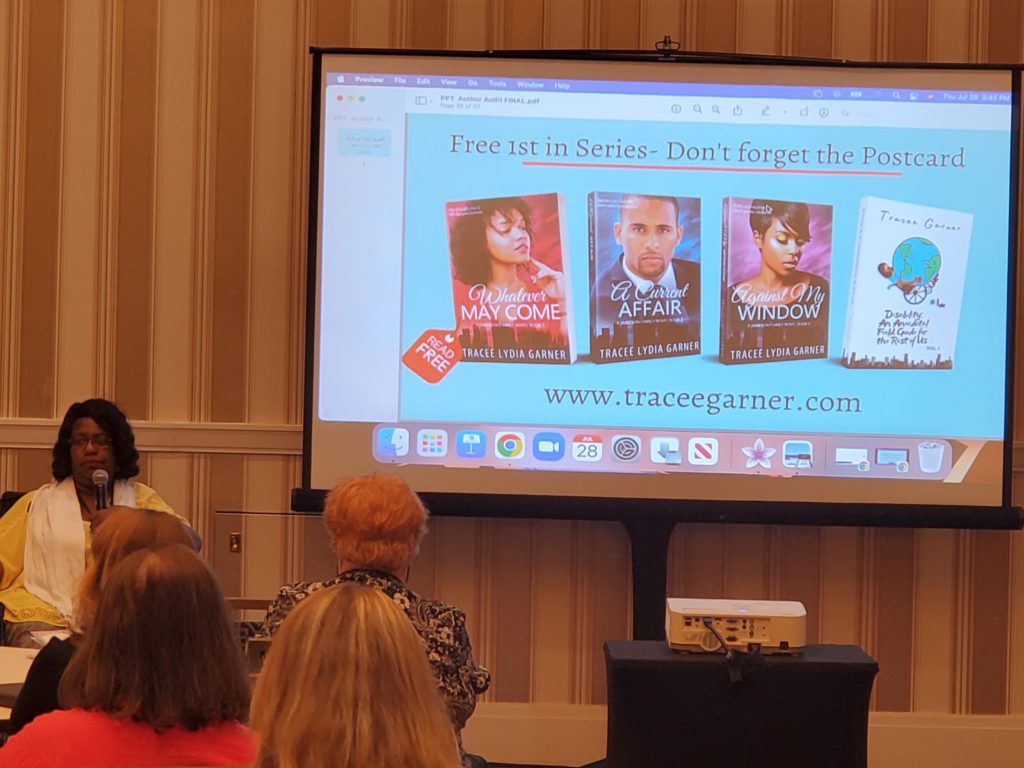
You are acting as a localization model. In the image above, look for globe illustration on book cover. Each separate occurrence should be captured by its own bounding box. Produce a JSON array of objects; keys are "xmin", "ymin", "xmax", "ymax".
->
[{"xmin": 877, "ymin": 236, "xmax": 941, "ymax": 305}]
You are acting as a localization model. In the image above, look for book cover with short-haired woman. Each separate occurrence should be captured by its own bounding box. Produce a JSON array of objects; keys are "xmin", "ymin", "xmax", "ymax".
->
[
  {"xmin": 588, "ymin": 191, "xmax": 701, "ymax": 364},
  {"xmin": 841, "ymin": 197, "xmax": 972, "ymax": 369},
  {"xmin": 719, "ymin": 197, "xmax": 833, "ymax": 365},
  {"xmin": 446, "ymin": 193, "xmax": 574, "ymax": 364}
]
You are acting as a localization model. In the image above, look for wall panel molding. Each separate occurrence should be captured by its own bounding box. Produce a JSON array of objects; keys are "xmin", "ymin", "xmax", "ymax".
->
[
  {"xmin": 94, "ymin": 0, "xmax": 117, "ymax": 397},
  {"xmin": 18, "ymin": 0, "xmax": 64, "ymax": 418},
  {"xmin": 287, "ymin": 1, "xmax": 311, "ymax": 425},
  {"xmin": 955, "ymin": 529, "xmax": 973, "ymax": 713},
  {"xmin": 912, "ymin": 529, "xmax": 958, "ymax": 712},
  {"xmin": 191, "ymin": 0, "xmax": 217, "ymax": 424},
  {"xmin": 0, "ymin": 418, "xmax": 301, "ymax": 454},
  {"xmin": 1010, "ymin": 529, "xmax": 1024, "ymax": 714},
  {"xmin": 112, "ymin": 0, "xmax": 160, "ymax": 416},
  {"xmin": 0, "ymin": 0, "xmax": 25, "ymax": 418},
  {"xmin": 55, "ymin": 1, "xmax": 103, "ymax": 405},
  {"xmin": 208, "ymin": 1, "xmax": 254, "ymax": 424},
  {"xmin": 151, "ymin": 0, "xmax": 201, "ymax": 421}
]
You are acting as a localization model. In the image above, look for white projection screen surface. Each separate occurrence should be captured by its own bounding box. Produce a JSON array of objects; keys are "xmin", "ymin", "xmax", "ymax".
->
[{"xmin": 304, "ymin": 50, "xmax": 1019, "ymax": 527}]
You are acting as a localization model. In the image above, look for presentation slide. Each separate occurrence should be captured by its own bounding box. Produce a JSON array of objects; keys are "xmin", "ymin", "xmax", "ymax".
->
[{"xmin": 308, "ymin": 53, "xmax": 1015, "ymax": 514}]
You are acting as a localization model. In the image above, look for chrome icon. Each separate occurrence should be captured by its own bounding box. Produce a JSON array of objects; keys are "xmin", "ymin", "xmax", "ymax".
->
[{"xmin": 495, "ymin": 431, "xmax": 525, "ymax": 459}]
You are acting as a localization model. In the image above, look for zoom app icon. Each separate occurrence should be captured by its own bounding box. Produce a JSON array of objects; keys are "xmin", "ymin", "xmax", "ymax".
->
[
  {"xmin": 612, "ymin": 435, "xmax": 641, "ymax": 462},
  {"xmin": 494, "ymin": 431, "xmax": 525, "ymax": 460}
]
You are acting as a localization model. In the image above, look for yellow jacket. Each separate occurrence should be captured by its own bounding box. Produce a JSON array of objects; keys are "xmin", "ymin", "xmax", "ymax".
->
[{"xmin": 0, "ymin": 481, "xmax": 176, "ymax": 626}]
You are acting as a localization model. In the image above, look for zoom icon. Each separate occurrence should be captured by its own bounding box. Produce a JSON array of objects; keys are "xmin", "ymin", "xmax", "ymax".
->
[
  {"xmin": 495, "ymin": 431, "xmax": 525, "ymax": 460},
  {"xmin": 612, "ymin": 435, "xmax": 641, "ymax": 462}
]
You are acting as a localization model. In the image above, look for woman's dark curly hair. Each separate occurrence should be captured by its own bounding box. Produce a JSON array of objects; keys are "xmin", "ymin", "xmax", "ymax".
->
[
  {"xmin": 450, "ymin": 197, "xmax": 533, "ymax": 285},
  {"xmin": 52, "ymin": 399, "xmax": 140, "ymax": 481}
]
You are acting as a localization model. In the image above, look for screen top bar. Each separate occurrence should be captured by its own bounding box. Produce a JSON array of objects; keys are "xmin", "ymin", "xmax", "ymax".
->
[{"xmin": 326, "ymin": 71, "xmax": 1011, "ymax": 104}]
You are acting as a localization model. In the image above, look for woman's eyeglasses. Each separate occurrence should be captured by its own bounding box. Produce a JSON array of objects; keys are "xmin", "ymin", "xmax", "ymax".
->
[{"xmin": 70, "ymin": 434, "xmax": 112, "ymax": 448}]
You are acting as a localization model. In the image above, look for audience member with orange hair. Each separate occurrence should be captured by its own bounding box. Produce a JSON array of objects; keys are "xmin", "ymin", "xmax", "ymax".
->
[
  {"xmin": 251, "ymin": 583, "xmax": 462, "ymax": 768},
  {"xmin": 259, "ymin": 473, "xmax": 490, "ymax": 766},
  {"xmin": 0, "ymin": 545, "xmax": 256, "ymax": 767},
  {"xmin": 8, "ymin": 506, "xmax": 195, "ymax": 734}
]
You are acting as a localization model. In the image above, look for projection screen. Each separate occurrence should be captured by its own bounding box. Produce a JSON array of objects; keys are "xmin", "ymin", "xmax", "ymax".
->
[{"xmin": 303, "ymin": 50, "xmax": 1019, "ymax": 527}]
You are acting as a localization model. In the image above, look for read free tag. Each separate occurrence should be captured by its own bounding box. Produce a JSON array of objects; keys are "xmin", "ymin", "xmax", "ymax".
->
[{"xmin": 402, "ymin": 329, "xmax": 462, "ymax": 384}]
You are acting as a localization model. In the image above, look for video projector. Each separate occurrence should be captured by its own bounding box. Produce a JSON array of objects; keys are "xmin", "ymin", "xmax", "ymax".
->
[{"xmin": 666, "ymin": 598, "xmax": 807, "ymax": 654}]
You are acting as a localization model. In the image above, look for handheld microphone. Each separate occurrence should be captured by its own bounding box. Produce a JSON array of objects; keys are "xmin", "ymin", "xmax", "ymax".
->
[{"xmin": 92, "ymin": 468, "xmax": 110, "ymax": 510}]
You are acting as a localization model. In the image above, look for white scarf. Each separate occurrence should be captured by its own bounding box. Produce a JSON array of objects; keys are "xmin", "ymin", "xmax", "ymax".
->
[{"xmin": 23, "ymin": 477, "xmax": 134, "ymax": 622}]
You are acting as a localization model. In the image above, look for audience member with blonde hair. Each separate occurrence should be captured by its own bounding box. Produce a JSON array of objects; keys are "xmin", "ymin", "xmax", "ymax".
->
[
  {"xmin": 0, "ymin": 545, "xmax": 256, "ymax": 767},
  {"xmin": 7, "ymin": 506, "xmax": 195, "ymax": 734},
  {"xmin": 260, "ymin": 473, "xmax": 490, "ymax": 766},
  {"xmin": 251, "ymin": 583, "xmax": 462, "ymax": 768}
]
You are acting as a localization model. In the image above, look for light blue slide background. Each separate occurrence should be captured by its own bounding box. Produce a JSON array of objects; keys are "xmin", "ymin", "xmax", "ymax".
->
[{"xmin": 397, "ymin": 114, "xmax": 1011, "ymax": 438}]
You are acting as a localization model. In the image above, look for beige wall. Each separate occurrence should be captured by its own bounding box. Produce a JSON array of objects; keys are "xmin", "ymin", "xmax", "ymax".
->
[{"xmin": 1, "ymin": 0, "xmax": 1023, "ymax": 763}]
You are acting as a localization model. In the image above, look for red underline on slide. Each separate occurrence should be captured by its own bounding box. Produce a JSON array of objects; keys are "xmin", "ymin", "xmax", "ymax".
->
[{"xmin": 520, "ymin": 160, "xmax": 904, "ymax": 177}]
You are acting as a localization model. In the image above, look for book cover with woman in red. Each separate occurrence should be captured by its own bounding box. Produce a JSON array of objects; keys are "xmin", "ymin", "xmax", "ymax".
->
[{"xmin": 447, "ymin": 193, "xmax": 574, "ymax": 363}]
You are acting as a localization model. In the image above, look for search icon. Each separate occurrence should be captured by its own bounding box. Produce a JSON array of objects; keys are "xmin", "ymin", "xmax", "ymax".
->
[
  {"xmin": 693, "ymin": 104, "xmax": 702, "ymax": 114},
  {"xmin": 711, "ymin": 104, "xmax": 720, "ymax": 114}
]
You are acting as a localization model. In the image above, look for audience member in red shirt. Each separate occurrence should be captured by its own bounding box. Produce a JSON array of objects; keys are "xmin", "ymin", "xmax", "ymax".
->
[
  {"xmin": 9, "ymin": 506, "xmax": 196, "ymax": 735},
  {"xmin": 0, "ymin": 545, "xmax": 255, "ymax": 767}
]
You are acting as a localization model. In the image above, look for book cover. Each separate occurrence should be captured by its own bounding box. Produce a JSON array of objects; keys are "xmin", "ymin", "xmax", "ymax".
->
[
  {"xmin": 720, "ymin": 197, "xmax": 833, "ymax": 365},
  {"xmin": 588, "ymin": 192, "xmax": 701, "ymax": 363},
  {"xmin": 447, "ymin": 193, "xmax": 574, "ymax": 364},
  {"xmin": 841, "ymin": 197, "xmax": 972, "ymax": 369}
]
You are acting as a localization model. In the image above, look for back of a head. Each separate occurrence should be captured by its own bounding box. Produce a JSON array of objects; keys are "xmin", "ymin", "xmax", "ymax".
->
[
  {"xmin": 323, "ymin": 473, "xmax": 428, "ymax": 573},
  {"xmin": 75, "ymin": 507, "xmax": 194, "ymax": 631},
  {"xmin": 251, "ymin": 583, "xmax": 459, "ymax": 768},
  {"xmin": 60, "ymin": 545, "xmax": 250, "ymax": 732}
]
